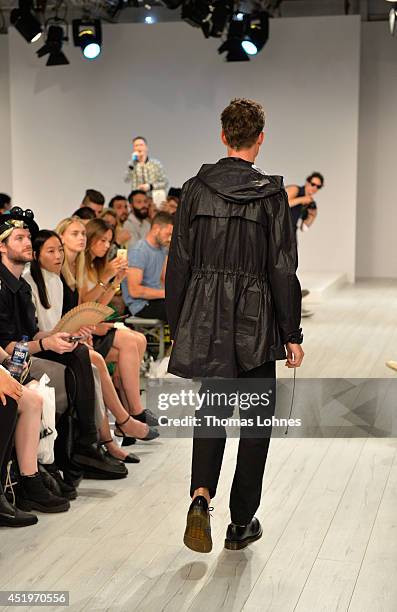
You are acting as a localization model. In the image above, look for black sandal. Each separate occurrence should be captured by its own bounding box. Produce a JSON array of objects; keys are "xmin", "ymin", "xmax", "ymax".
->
[
  {"xmin": 100, "ymin": 439, "xmax": 140, "ymax": 464},
  {"xmin": 115, "ymin": 416, "xmax": 160, "ymax": 442}
]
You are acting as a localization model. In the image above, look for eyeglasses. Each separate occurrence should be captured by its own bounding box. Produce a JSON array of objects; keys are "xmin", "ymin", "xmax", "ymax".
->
[{"xmin": 310, "ymin": 181, "xmax": 322, "ymax": 190}]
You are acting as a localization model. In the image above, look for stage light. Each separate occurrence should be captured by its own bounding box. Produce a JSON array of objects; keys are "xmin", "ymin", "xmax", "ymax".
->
[
  {"xmin": 182, "ymin": 0, "xmax": 233, "ymax": 39},
  {"xmin": 241, "ymin": 39, "xmax": 257, "ymax": 55},
  {"xmin": 242, "ymin": 12, "xmax": 269, "ymax": 54},
  {"xmin": 36, "ymin": 24, "xmax": 69, "ymax": 66},
  {"xmin": 209, "ymin": 1, "xmax": 233, "ymax": 38},
  {"xmin": 389, "ymin": 6, "xmax": 397, "ymax": 35},
  {"xmin": 182, "ymin": 0, "xmax": 211, "ymax": 35},
  {"xmin": 145, "ymin": 15, "xmax": 155, "ymax": 23},
  {"xmin": 218, "ymin": 10, "xmax": 269, "ymax": 61},
  {"xmin": 218, "ymin": 12, "xmax": 250, "ymax": 61},
  {"xmin": 10, "ymin": 0, "xmax": 42, "ymax": 43},
  {"xmin": 72, "ymin": 19, "xmax": 102, "ymax": 60}
]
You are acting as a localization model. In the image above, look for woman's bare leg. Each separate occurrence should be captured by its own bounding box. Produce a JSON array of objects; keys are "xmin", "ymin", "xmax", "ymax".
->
[
  {"xmin": 106, "ymin": 329, "xmax": 144, "ymax": 415},
  {"xmin": 98, "ymin": 415, "xmax": 131, "ymax": 461},
  {"xmin": 15, "ymin": 386, "xmax": 42, "ymax": 476},
  {"xmin": 128, "ymin": 330, "xmax": 147, "ymax": 361},
  {"xmin": 89, "ymin": 350, "xmax": 149, "ymax": 438}
]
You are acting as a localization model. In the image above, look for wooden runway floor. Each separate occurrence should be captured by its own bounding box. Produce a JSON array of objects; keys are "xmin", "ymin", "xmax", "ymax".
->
[{"xmin": 1, "ymin": 280, "xmax": 396, "ymax": 612}]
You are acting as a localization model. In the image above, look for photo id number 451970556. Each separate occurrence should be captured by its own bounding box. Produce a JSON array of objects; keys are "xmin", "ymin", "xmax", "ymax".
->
[{"xmin": 0, "ymin": 591, "xmax": 69, "ymax": 606}]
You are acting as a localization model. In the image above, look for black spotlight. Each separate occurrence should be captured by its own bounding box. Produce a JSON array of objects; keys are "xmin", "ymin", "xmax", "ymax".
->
[
  {"xmin": 182, "ymin": 0, "xmax": 233, "ymax": 39},
  {"xmin": 10, "ymin": 0, "xmax": 42, "ymax": 43},
  {"xmin": 37, "ymin": 24, "xmax": 69, "ymax": 66},
  {"xmin": 182, "ymin": 0, "xmax": 212, "ymax": 36},
  {"xmin": 72, "ymin": 19, "xmax": 102, "ymax": 60},
  {"xmin": 218, "ymin": 12, "xmax": 250, "ymax": 61},
  {"xmin": 218, "ymin": 11, "xmax": 269, "ymax": 61},
  {"xmin": 241, "ymin": 11, "xmax": 269, "ymax": 56},
  {"xmin": 209, "ymin": 0, "xmax": 233, "ymax": 37}
]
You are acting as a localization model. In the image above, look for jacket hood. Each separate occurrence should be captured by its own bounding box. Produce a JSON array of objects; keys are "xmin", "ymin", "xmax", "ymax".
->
[{"xmin": 196, "ymin": 157, "xmax": 284, "ymax": 203}]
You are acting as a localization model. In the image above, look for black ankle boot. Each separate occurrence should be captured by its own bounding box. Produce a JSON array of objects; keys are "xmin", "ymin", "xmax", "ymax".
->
[
  {"xmin": 18, "ymin": 473, "xmax": 70, "ymax": 514},
  {"xmin": 0, "ymin": 494, "xmax": 38, "ymax": 528},
  {"xmin": 43, "ymin": 464, "xmax": 77, "ymax": 500}
]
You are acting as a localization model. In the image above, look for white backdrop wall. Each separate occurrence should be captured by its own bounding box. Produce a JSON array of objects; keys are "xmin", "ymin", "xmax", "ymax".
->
[
  {"xmin": 356, "ymin": 22, "xmax": 397, "ymax": 279},
  {"xmin": 5, "ymin": 16, "xmax": 361, "ymax": 280},
  {"xmin": 0, "ymin": 36, "xmax": 12, "ymax": 194}
]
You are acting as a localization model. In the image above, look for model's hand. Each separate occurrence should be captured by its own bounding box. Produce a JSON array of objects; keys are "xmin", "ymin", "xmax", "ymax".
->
[
  {"xmin": 45, "ymin": 332, "xmax": 77, "ymax": 354},
  {"xmin": 301, "ymin": 195, "xmax": 313, "ymax": 205},
  {"xmin": 0, "ymin": 368, "xmax": 24, "ymax": 405},
  {"xmin": 285, "ymin": 343, "xmax": 304, "ymax": 368}
]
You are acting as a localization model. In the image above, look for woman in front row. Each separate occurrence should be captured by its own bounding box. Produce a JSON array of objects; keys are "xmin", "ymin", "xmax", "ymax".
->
[
  {"xmin": 56, "ymin": 217, "xmax": 159, "ymax": 435},
  {"xmin": 24, "ymin": 229, "xmax": 159, "ymax": 463}
]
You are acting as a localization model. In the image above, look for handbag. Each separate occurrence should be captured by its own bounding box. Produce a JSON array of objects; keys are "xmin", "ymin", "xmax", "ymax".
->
[{"xmin": 30, "ymin": 374, "xmax": 57, "ymax": 465}]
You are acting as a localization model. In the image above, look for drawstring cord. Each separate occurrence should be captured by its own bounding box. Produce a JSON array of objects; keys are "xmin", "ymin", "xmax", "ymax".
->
[
  {"xmin": 4, "ymin": 460, "xmax": 17, "ymax": 506},
  {"xmin": 284, "ymin": 368, "xmax": 297, "ymax": 436}
]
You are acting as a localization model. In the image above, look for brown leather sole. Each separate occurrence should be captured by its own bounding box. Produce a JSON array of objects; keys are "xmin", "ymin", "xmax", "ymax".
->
[{"xmin": 183, "ymin": 509, "xmax": 212, "ymax": 553}]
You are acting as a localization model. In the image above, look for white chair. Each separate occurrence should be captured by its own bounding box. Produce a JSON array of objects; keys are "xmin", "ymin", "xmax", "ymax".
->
[{"xmin": 125, "ymin": 317, "xmax": 165, "ymax": 360}]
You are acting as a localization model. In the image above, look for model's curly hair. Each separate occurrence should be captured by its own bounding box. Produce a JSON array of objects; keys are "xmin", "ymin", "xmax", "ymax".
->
[{"xmin": 221, "ymin": 98, "xmax": 265, "ymax": 150}]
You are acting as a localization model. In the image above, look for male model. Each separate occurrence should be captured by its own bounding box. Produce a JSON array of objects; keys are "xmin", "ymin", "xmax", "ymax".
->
[{"xmin": 165, "ymin": 98, "xmax": 304, "ymax": 553}]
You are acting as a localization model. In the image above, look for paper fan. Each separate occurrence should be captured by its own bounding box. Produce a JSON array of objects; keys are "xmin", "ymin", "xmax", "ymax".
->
[{"xmin": 52, "ymin": 302, "xmax": 114, "ymax": 334}]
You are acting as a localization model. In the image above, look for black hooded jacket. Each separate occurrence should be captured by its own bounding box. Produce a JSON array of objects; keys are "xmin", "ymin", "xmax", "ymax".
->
[{"xmin": 165, "ymin": 156, "xmax": 302, "ymax": 379}]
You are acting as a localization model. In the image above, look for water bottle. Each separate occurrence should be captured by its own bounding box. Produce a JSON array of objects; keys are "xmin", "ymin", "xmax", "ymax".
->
[{"xmin": 8, "ymin": 336, "xmax": 29, "ymax": 381}]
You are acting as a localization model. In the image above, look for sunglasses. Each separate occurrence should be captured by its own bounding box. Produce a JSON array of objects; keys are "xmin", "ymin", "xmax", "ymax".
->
[{"xmin": 310, "ymin": 181, "xmax": 322, "ymax": 190}]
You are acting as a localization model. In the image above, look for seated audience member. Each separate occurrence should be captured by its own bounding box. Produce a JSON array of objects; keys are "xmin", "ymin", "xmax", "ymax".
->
[
  {"xmin": 56, "ymin": 217, "xmax": 159, "ymax": 435},
  {"xmin": 160, "ymin": 196, "xmax": 179, "ymax": 216},
  {"xmin": 100, "ymin": 208, "xmax": 130, "ymax": 253},
  {"xmin": 0, "ymin": 208, "xmax": 125, "ymax": 480},
  {"xmin": 122, "ymin": 212, "xmax": 173, "ymax": 322},
  {"xmin": 80, "ymin": 189, "xmax": 105, "ymax": 218},
  {"xmin": 124, "ymin": 190, "xmax": 151, "ymax": 248},
  {"xmin": 107, "ymin": 197, "xmax": 132, "ymax": 246},
  {"xmin": 168, "ymin": 187, "xmax": 181, "ymax": 201},
  {"xmin": 0, "ymin": 193, "xmax": 12, "ymax": 214},
  {"xmin": 0, "ymin": 361, "xmax": 70, "ymax": 523},
  {"xmin": 72, "ymin": 206, "xmax": 96, "ymax": 223},
  {"xmin": 24, "ymin": 230, "xmax": 147, "ymax": 462}
]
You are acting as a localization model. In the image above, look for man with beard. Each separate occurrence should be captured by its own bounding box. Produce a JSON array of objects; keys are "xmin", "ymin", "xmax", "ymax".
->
[
  {"xmin": 122, "ymin": 212, "xmax": 173, "ymax": 322},
  {"xmin": 124, "ymin": 190, "xmax": 151, "ymax": 248},
  {"xmin": 0, "ymin": 207, "xmax": 126, "ymax": 485}
]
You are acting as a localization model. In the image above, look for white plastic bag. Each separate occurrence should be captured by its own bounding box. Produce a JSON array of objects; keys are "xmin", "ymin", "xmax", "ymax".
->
[{"xmin": 31, "ymin": 374, "xmax": 57, "ymax": 465}]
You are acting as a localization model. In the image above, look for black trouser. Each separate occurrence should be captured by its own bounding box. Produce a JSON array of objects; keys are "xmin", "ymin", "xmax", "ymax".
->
[
  {"xmin": 190, "ymin": 361, "xmax": 276, "ymax": 525},
  {"xmin": 0, "ymin": 397, "xmax": 18, "ymax": 494},
  {"xmin": 135, "ymin": 299, "xmax": 167, "ymax": 322},
  {"xmin": 37, "ymin": 344, "xmax": 97, "ymax": 446}
]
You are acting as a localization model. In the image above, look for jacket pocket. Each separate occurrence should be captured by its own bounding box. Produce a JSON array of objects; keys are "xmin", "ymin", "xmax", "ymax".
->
[{"xmin": 235, "ymin": 289, "xmax": 260, "ymax": 336}]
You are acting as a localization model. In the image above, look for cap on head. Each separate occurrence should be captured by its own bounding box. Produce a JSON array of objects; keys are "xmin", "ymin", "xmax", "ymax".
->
[{"xmin": 0, "ymin": 206, "xmax": 39, "ymax": 242}]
